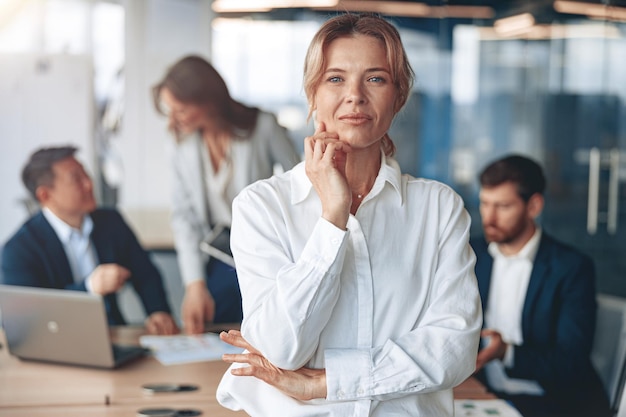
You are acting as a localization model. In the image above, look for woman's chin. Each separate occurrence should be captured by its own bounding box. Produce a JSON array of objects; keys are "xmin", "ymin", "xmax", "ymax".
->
[{"xmin": 178, "ymin": 126, "xmax": 196, "ymax": 135}]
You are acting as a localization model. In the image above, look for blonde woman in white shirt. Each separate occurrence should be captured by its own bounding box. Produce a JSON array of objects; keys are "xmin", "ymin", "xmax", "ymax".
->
[{"xmin": 216, "ymin": 13, "xmax": 482, "ymax": 416}]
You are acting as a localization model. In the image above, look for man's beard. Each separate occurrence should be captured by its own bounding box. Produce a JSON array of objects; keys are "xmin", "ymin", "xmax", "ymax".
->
[{"xmin": 484, "ymin": 220, "xmax": 526, "ymax": 244}]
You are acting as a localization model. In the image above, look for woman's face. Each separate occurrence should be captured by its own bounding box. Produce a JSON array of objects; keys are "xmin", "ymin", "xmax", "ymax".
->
[
  {"xmin": 159, "ymin": 87, "xmax": 209, "ymax": 134},
  {"xmin": 313, "ymin": 34, "xmax": 397, "ymax": 150}
]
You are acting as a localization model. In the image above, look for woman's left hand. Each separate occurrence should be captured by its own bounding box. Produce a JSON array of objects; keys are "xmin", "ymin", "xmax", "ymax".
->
[
  {"xmin": 221, "ymin": 330, "xmax": 327, "ymax": 401},
  {"xmin": 304, "ymin": 121, "xmax": 352, "ymax": 229}
]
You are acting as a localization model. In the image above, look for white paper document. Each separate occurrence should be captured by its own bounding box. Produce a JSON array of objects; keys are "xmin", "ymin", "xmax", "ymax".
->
[
  {"xmin": 454, "ymin": 399, "xmax": 523, "ymax": 417},
  {"xmin": 139, "ymin": 332, "xmax": 243, "ymax": 366}
]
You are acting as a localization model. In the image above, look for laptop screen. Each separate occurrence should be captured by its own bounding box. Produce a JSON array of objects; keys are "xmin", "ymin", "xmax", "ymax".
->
[{"xmin": 0, "ymin": 285, "xmax": 142, "ymax": 368}]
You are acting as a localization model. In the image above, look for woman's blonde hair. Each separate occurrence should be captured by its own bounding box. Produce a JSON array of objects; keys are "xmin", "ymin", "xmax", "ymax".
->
[{"xmin": 303, "ymin": 13, "xmax": 415, "ymax": 156}]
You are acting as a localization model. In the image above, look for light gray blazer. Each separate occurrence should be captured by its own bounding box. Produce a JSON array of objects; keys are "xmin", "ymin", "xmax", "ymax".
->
[{"xmin": 169, "ymin": 111, "xmax": 301, "ymax": 286}]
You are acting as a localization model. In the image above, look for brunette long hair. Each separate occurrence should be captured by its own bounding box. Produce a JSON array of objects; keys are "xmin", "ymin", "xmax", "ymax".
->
[{"xmin": 152, "ymin": 55, "xmax": 259, "ymax": 142}]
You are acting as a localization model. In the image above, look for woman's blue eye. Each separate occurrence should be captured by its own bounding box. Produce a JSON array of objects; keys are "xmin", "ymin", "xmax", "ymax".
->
[
  {"xmin": 369, "ymin": 76, "xmax": 384, "ymax": 83},
  {"xmin": 328, "ymin": 76, "xmax": 342, "ymax": 83}
]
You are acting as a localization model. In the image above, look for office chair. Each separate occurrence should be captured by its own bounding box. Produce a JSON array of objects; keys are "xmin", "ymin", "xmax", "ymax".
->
[{"xmin": 592, "ymin": 294, "xmax": 626, "ymax": 414}]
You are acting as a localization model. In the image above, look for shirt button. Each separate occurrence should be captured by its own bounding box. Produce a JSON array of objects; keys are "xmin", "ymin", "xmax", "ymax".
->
[
  {"xmin": 357, "ymin": 388, "xmax": 364, "ymax": 396},
  {"xmin": 331, "ymin": 238, "xmax": 340, "ymax": 245},
  {"xmin": 337, "ymin": 390, "xmax": 345, "ymax": 399}
]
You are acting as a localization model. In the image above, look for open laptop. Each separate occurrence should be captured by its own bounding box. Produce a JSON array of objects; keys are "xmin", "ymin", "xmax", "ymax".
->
[{"xmin": 0, "ymin": 284, "xmax": 147, "ymax": 369}]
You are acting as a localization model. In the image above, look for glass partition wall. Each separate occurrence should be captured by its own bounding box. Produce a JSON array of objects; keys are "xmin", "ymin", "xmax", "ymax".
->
[
  {"xmin": 449, "ymin": 19, "xmax": 626, "ymax": 296},
  {"xmin": 212, "ymin": 7, "xmax": 626, "ymax": 296},
  {"xmin": 5, "ymin": 1, "xmax": 622, "ymax": 295}
]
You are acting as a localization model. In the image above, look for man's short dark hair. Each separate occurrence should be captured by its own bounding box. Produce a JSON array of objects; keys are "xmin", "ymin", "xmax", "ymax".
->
[
  {"xmin": 22, "ymin": 146, "xmax": 78, "ymax": 200},
  {"xmin": 479, "ymin": 154, "xmax": 546, "ymax": 202}
]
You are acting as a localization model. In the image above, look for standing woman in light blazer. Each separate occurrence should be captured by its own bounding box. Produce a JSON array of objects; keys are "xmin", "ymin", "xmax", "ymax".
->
[{"xmin": 153, "ymin": 56, "xmax": 301, "ymax": 334}]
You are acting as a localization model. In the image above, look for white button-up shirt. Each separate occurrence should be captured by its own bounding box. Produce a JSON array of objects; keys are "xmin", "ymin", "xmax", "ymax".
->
[
  {"xmin": 217, "ymin": 156, "xmax": 482, "ymax": 416},
  {"xmin": 42, "ymin": 207, "xmax": 97, "ymax": 291},
  {"xmin": 201, "ymin": 141, "xmax": 234, "ymax": 227},
  {"xmin": 483, "ymin": 228, "xmax": 545, "ymax": 395}
]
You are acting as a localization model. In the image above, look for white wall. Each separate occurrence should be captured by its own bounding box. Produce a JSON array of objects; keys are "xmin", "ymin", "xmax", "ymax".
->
[
  {"xmin": 0, "ymin": 53, "xmax": 94, "ymax": 244},
  {"xmin": 0, "ymin": 0, "xmax": 214, "ymax": 247},
  {"xmin": 117, "ymin": 0, "xmax": 213, "ymax": 222}
]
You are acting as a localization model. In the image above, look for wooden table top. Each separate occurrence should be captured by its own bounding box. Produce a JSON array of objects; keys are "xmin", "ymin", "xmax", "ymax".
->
[{"xmin": 0, "ymin": 324, "xmax": 493, "ymax": 416}]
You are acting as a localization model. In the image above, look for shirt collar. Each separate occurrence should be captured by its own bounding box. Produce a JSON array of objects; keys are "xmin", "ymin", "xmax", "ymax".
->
[
  {"xmin": 290, "ymin": 151, "xmax": 403, "ymax": 205},
  {"xmin": 42, "ymin": 207, "xmax": 93, "ymax": 244},
  {"xmin": 488, "ymin": 226, "xmax": 542, "ymax": 262}
]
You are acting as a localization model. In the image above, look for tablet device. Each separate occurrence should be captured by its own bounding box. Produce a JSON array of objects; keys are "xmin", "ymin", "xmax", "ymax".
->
[{"xmin": 199, "ymin": 224, "xmax": 234, "ymax": 268}]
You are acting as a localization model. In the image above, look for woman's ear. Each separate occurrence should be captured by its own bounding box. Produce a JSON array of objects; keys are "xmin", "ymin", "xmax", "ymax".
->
[
  {"xmin": 393, "ymin": 95, "xmax": 404, "ymax": 114},
  {"xmin": 306, "ymin": 100, "xmax": 317, "ymax": 124}
]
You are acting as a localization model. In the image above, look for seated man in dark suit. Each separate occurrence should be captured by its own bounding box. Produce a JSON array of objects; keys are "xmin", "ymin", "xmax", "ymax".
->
[
  {"xmin": 1, "ymin": 146, "xmax": 179, "ymax": 335},
  {"xmin": 471, "ymin": 154, "xmax": 610, "ymax": 417}
]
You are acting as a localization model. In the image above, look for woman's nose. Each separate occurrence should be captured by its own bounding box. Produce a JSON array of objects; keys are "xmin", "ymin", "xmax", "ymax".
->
[{"xmin": 345, "ymin": 81, "xmax": 366, "ymax": 104}]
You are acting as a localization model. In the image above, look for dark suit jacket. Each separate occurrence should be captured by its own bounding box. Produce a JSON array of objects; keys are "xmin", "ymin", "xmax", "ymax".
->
[
  {"xmin": 471, "ymin": 232, "xmax": 609, "ymax": 413},
  {"xmin": 1, "ymin": 208, "xmax": 172, "ymax": 325}
]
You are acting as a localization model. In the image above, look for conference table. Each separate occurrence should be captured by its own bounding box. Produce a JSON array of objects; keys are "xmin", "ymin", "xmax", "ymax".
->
[
  {"xmin": 0, "ymin": 324, "xmax": 247, "ymax": 417},
  {"xmin": 0, "ymin": 325, "xmax": 494, "ymax": 416}
]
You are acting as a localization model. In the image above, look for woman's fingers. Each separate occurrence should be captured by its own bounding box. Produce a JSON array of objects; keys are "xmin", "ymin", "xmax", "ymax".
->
[
  {"xmin": 220, "ymin": 330, "xmax": 250, "ymax": 349},
  {"xmin": 306, "ymin": 121, "xmax": 356, "ymax": 163}
]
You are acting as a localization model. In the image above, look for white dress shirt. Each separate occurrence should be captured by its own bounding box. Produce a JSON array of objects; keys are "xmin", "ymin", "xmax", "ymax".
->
[
  {"xmin": 483, "ymin": 228, "xmax": 544, "ymax": 395},
  {"xmin": 217, "ymin": 155, "xmax": 482, "ymax": 416},
  {"xmin": 42, "ymin": 207, "xmax": 98, "ymax": 291},
  {"xmin": 201, "ymin": 140, "xmax": 234, "ymax": 227}
]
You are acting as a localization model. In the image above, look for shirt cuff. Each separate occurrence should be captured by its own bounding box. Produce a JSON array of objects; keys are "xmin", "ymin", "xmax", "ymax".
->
[
  {"xmin": 84, "ymin": 274, "xmax": 94, "ymax": 293},
  {"xmin": 325, "ymin": 348, "xmax": 371, "ymax": 401},
  {"xmin": 299, "ymin": 218, "xmax": 347, "ymax": 276},
  {"xmin": 503, "ymin": 343, "xmax": 514, "ymax": 368}
]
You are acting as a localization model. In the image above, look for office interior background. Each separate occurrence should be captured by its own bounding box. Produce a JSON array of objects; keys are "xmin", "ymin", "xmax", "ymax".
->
[{"xmin": 1, "ymin": 0, "xmax": 626, "ymax": 310}]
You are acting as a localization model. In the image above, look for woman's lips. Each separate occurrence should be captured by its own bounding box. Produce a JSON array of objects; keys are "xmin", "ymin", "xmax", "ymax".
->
[{"xmin": 339, "ymin": 113, "xmax": 372, "ymax": 125}]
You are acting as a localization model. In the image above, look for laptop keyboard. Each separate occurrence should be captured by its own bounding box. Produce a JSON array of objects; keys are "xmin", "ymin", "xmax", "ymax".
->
[{"xmin": 112, "ymin": 344, "xmax": 148, "ymax": 362}]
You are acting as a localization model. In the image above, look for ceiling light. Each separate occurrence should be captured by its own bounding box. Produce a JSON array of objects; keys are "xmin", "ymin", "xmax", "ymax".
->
[
  {"xmin": 314, "ymin": 1, "xmax": 494, "ymax": 19},
  {"xmin": 212, "ymin": 0, "xmax": 494, "ymax": 19},
  {"xmin": 494, "ymin": 12, "xmax": 536, "ymax": 36},
  {"xmin": 479, "ymin": 22, "xmax": 620, "ymax": 41},
  {"xmin": 554, "ymin": 1, "xmax": 626, "ymax": 21},
  {"xmin": 212, "ymin": 1, "xmax": 272, "ymax": 13},
  {"xmin": 212, "ymin": 0, "xmax": 338, "ymax": 13}
]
